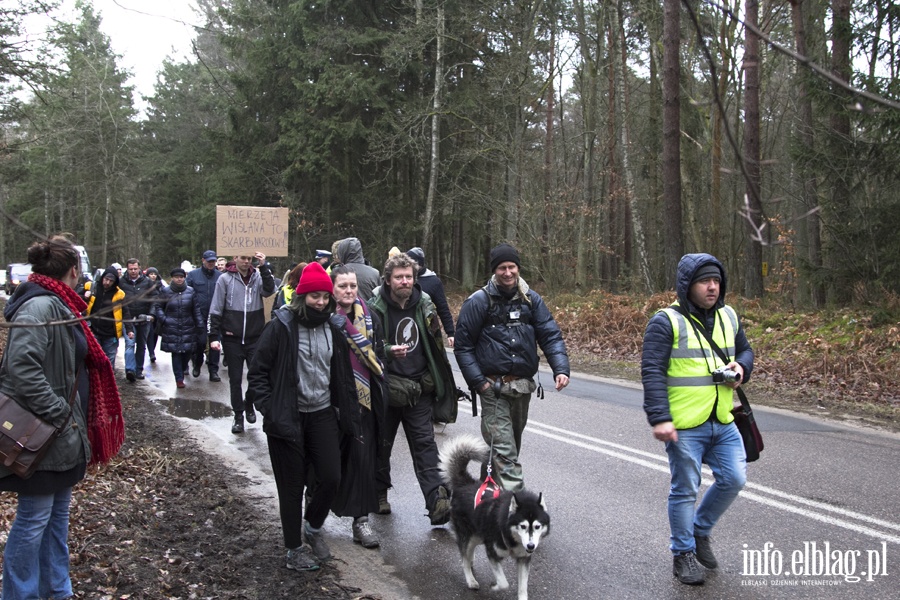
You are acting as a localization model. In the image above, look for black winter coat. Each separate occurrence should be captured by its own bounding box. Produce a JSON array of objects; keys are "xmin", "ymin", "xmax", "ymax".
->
[
  {"xmin": 454, "ymin": 279, "xmax": 569, "ymax": 391},
  {"xmin": 640, "ymin": 253, "xmax": 754, "ymax": 426},
  {"xmin": 119, "ymin": 273, "xmax": 158, "ymax": 316},
  {"xmin": 153, "ymin": 285, "xmax": 204, "ymax": 353},
  {"xmin": 246, "ymin": 307, "xmax": 360, "ymax": 441}
]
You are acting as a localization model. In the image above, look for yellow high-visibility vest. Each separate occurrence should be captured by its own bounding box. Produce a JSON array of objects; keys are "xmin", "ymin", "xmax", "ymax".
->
[{"xmin": 661, "ymin": 302, "xmax": 739, "ymax": 429}]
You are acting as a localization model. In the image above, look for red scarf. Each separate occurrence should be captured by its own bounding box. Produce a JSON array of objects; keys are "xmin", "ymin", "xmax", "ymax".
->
[{"xmin": 29, "ymin": 273, "xmax": 125, "ymax": 464}]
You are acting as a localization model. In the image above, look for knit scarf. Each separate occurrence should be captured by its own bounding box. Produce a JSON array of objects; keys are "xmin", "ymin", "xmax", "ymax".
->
[
  {"xmin": 29, "ymin": 273, "xmax": 125, "ymax": 464},
  {"xmin": 337, "ymin": 300, "xmax": 383, "ymax": 409}
]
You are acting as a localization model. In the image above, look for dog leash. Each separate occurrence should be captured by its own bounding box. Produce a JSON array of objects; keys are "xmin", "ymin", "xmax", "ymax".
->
[{"xmin": 475, "ymin": 395, "xmax": 502, "ymax": 509}]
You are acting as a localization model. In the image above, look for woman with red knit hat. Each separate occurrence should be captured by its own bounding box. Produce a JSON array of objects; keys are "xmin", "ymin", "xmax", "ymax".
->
[
  {"xmin": 247, "ymin": 262, "xmax": 358, "ymax": 572},
  {"xmin": 1, "ymin": 235, "xmax": 124, "ymax": 599}
]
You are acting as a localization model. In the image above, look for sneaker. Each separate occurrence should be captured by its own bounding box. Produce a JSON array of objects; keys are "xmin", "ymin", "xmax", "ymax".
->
[
  {"xmin": 176, "ymin": 381, "xmax": 186, "ymax": 389},
  {"xmin": 352, "ymin": 517, "xmax": 380, "ymax": 549},
  {"xmin": 377, "ymin": 490, "xmax": 391, "ymax": 515},
  {"xmin": 303, "ymin": 521, "xmax": 332, "ymax": 561},
  {"xmin": 245, "ymin": 403, "xmax": 257, "ymax": 424},
  {"xmin": 673, "ymin": 552, "xmax": 706, "ymax": 585},
  {"xmin": 231, "ymin": 414, "xmax": 244, "ymax": 434},
  {"xmin": 191, "ymin": 366, "xmax": 201, "ymax": 378},
  {"xmin": 286, "ymin": 546, "xmax": 319, "ymax": 572},
  {"xmin": 209, "ymin": 373, "xmax": 221, "ymax": 382},
  {"xmin": 126, "ymin": 370, "xmax": 136, "ymax": 383},
  {"xmin": 694, "ymin": 535, "xmax": 718, "ymax": 569},
  {"xmin": 428, "ymin": 485, "xmax": 451, "ymax": 526}
]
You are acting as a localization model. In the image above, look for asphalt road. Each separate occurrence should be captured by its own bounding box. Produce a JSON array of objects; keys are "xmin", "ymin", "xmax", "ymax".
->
[{"xmin": 133, "ymin": 347, "xmax": 900, "ymax": 600}]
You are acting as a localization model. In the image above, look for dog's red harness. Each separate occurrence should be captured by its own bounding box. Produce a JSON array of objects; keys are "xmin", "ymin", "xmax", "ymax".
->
[{"xmin": 475, "ymin": 460, "xmax": 502, "ymax": 509}]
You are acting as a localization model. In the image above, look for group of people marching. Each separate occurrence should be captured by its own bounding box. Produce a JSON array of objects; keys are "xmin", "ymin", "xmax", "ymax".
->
[{"xmin": 1, "ymin": 231, "xmax": 751, "ymax": 594}]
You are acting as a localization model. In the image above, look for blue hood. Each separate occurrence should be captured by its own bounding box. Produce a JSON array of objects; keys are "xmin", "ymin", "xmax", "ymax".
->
[{"xmin": 676, "ymin": 253, "xmax": 727, "ymax": 313}]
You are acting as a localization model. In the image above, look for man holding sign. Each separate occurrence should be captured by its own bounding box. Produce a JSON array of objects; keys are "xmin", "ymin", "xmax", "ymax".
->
[{"xmin": 209, "ymin": 252, "xmax": 276, "ymax": 433}]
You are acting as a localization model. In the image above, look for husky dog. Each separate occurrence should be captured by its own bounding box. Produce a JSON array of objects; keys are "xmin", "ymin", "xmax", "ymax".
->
[{"xmin": 439, "ymin": 435, "xmax": 550, "ymax": 600}]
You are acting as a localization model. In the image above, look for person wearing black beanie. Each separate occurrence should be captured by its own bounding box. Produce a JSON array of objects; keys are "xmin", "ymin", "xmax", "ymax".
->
[{"xmin": 454, "ymin": 243, "xmax": 570, "ymax": 493}]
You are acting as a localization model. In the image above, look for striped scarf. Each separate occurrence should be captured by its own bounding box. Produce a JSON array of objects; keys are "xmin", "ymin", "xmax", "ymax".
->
[{"xmin": 337, "ymin": 299, "xmax": 383, "ymax": 409}]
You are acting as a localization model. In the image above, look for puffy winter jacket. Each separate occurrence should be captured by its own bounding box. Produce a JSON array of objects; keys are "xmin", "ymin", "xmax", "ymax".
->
[
  {"xmin": 641, "ymin": 253, "xmax": 754, "ymax": 427},
  {"xmin": 454, "ymin": 277, "xmax": 570, "ymax": 392},
  {"xmin": 153, "ymin": 285, "xmax": 204, "ymax": 353}
]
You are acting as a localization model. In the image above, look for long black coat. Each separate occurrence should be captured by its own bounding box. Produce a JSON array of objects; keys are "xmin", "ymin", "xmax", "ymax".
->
[{"xmin": 153, "ymin": 285, "xmax": 204, "ymax": 353}]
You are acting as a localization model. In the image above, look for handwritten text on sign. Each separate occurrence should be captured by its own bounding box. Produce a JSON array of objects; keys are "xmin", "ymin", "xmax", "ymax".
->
[{"xmin": 216, "ymin": 206, "xmax": 289, "ymax": 257}]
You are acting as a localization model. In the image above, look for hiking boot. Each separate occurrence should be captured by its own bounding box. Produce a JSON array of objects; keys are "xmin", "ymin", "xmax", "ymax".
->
[
  {"xmin": 428, "ymin": 485, "xmax": 451, "ymax": 526},
  {"xmin": 231, "ymin": 414, "xmax": 244, "ymax": 434},
  {"xmin": 352, "ymin": 517, "xmax": 380, "ymax": 549},
  {"xmin": 694, "ymin": 535, "xmax": 718, "ymax": 569},
  {"xmin": 149, "ymin": 355, "xmax": 156, "ymax": 363},
  {"xmin": 209, "ymin": 373, "xmax": 221, "ymax": 382},
  {"xmin": 136, "ymin": 371, "xmax": 145, "ymax": 380},
  {"xmin": 286, "ymin": 546, "xmax": 319, "ymax": 572},
  {"xmin": 673, "ymin": 552, "xmax": 706, "ymax": 585},
  {"xmin": 377, "ymin": 490, "xmax": 391, "ymax": 515},
  {"xmin": 191, "ymin": 366, "xmax": 201, "ymax": 378},
  {"xmin": 126, "ymin": 370, "xmax": 136, "ymax": 383},
  {"xmin": 245, "ymin": 403, "xmax": 257, "ymax": 424},
  {"xmin": 303, "ymin": 521, "xmax": 332, "ymax": 561}
]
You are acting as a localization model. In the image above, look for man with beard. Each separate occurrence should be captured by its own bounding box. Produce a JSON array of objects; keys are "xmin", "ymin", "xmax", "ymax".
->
[
  {"xmin": 368, "ymin": 254, "xmax": 456, "ymax": 525},
  {"xmin": 209, "ymin": 252, "xmax": 276, "ymax": 433},
  {"xmin": 86, "ymin": 266, "xmax": 133, "ymax": 365}
]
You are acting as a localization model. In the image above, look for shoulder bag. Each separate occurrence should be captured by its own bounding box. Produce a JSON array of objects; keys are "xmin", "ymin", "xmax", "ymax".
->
[
  {"xmin": 0, "ymin": 351, "xmax": 78, "ymax": 479},
  {"xmin": 674, "ymin": 304, "xmax": 764, "ymax": 462}
]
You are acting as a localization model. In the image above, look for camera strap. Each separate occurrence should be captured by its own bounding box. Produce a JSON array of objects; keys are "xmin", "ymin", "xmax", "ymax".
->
[{"xmin": 674, "ymin": 303, "xmax": 750, "ymax": 410}]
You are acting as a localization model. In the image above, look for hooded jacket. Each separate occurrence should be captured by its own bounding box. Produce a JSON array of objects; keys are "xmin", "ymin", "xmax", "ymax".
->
[
  {"xmin": 335, "ymin": 238, "xmax": 381, "ymax": 301},
  {"xmin": 86, "ymin": 267, "xmax": 132, "ymax": 339},
  {"xmin": 207, "ymin": 262, "xmax": 275, "ymax": 344},
  {"xmin": 641, "ymin": 253, "xmax": 754, "ymax": 428},
  {"xmin": 246, "ymin": 307, "xmax": 358, "ymax": 440}
]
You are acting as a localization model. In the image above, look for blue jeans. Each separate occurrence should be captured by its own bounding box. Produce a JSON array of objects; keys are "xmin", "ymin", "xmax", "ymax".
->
[
  {"xmin": 2, "ymin": 488, "xmax": 74, "ymax": 600},
  {"xmin": 97, "ymin": 335, "xmax": 119, "ymax": 366},
  {"xmin": 124, "ymin": 321, "xmax": 150, "ymax": 374},
  {"xmin": 665, "ymin": 419, "xmax": 746, "ymax": 555}
]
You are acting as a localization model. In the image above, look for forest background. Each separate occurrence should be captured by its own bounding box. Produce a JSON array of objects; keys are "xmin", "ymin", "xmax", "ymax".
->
[{"xmin": 0, "ymin": 0, "xmax": 898, "ymax": 423}]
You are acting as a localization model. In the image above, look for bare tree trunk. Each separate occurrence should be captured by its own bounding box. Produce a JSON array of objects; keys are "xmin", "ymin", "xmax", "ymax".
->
[
  {"xmin": 829, "ymin": 0, "xmax": 852, "ymax": 302},
  {"xmin": 541, "ymin": 24, "xmax": 555, "ymax": 280},
  {"xmin": 613, "ymin": 0, "xmax": 652, "ymax": 291},
  {"xmin": 423, "ymin": 3, "xmax": 444, "ymax": 253},
  {"xmin": 790, "ymin": 0, "xmax": 825, "ymax": 307},
  {"xmin": 662, "ymin": 0, "xmax": 684, "ymax": 285},
  {"xmin": 742, "ymin": 0, "xmax": 764, "ymax": 298}
]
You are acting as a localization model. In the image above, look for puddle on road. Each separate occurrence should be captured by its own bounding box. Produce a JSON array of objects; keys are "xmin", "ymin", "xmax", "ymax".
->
[{"xmin": 160, "ymin": 397, "xmax": 233, "ymax": 420}]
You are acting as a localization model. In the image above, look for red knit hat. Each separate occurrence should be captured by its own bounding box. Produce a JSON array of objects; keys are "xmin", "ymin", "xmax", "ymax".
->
[{"xmin": 296, "ymin": 261, "xmax": 334, "ymax": 295}]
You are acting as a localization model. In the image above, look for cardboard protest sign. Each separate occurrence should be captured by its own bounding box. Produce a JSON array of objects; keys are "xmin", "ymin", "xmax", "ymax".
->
[{"xmin": 216, "ymin": 206, "xmax": 289, "ymax": 257}]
